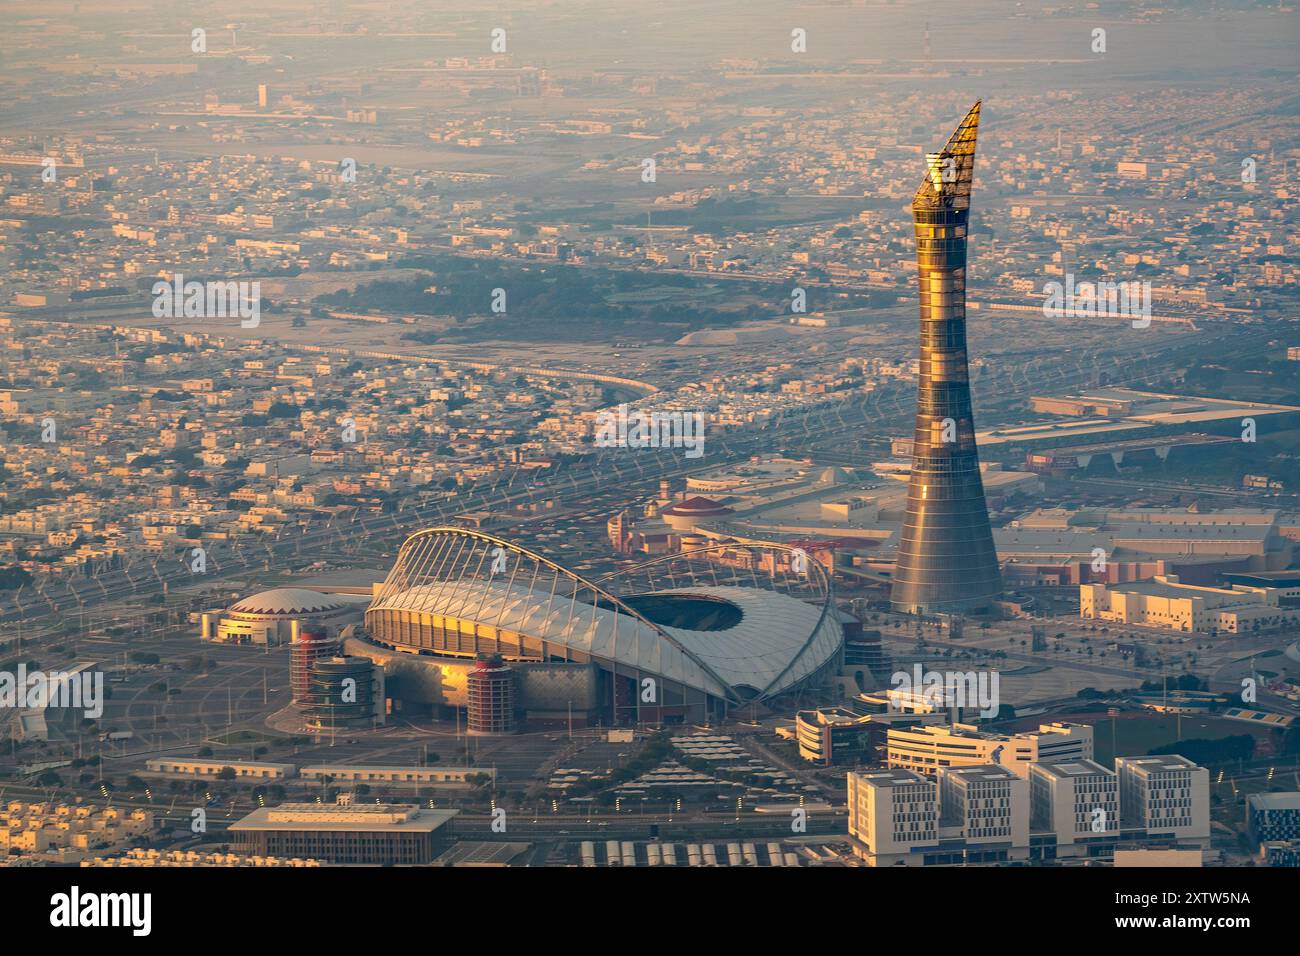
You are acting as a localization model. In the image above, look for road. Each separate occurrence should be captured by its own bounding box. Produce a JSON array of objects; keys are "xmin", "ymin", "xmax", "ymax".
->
[{"xmin": 3, "ymin": 318, "xmax": 1277, "ymax": 634}]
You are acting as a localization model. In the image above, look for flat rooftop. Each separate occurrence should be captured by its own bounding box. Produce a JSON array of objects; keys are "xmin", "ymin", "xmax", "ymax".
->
[
  {"xmin": 432, "ymin": 842, "xmax": 531, "ymax": 867},
  {"xmin": 799, "ymin": 707, "xmax": 869, "ymax": 726},
  {"xmin": 146, "ymin": 758, "xmax": 296, "ymax": 771},
  {"xmin": 1103, "ymin": 579, "xmax": 1257, "ymax": 601},
  {"xmin": 1033, "ymin": 434, "xmax": 1234, "ymax": 456},
  {"xmin": 941, "ymin": 764, "xmax": 1020, "ymax": 783},
  {"xmin": 1032, "ymin": 759, "xmax": 1114, "ymax": 779},
  {"xmin": 1116, "ymin": 754, "xmax": 1200, "ymax": 773},
  {"xmin": 230, "ymin": 803, "xmax": 459, "ymax": 833},
  {"xmin": 1109, "ymin": 524, "xmax": 1273, "ymax": 542},
  {"xmin": 850, "ymin": 768, "xmax": 928, "ymax": 788},
  {"xmin": 997, "ymin": 528, "xmax": 1113, "ymax": 556},
  {"xmin": 298, "ymin": 765, "xmax": 480, "ymax": 775},
  {"xmin": 1248, "ymin": 792, "xmax": 1300, "ymax": 811},
  {"xmin": 1225, "ymin": 570, "xmax": 1300, "ymax": 584},
  {"xmin": 890, "ymin": 722, "xmax": 1089, "ymax": 743},
  {"xmin": 978, "ymin": 389, "xmax": 1300, "ymax": 449}
]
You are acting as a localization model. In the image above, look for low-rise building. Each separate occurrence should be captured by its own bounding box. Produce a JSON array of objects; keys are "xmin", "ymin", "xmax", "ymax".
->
[
  {"xmin": 1247, "ymin": 792, "xmax": 1300, "ymax": 844},
  {"xmin": 84, "ymin": 848, "xmax": 321, "ymax": 867},
  {"xmin": 1115, "ymin": 754, "xmax": 1210, "ymax": 847},
  {"xmin": 200, "ymin": 587, "xmax": 366, "ymax": 645},
  {"xmin": 1029, "ymin": 759, "xmax": 1119, "ymax": 859},
  {"xmin": 886, "ymin": 722, "xmax": 1094, "ymax": 778},
  {"xmin": 1080, "ymin": 575, "xmax": 1300, "ymax": 633},
  {"xmin": 1114, "ymin": 847, "xmax": 1204, "ymax": 867},
  {"xmin": 144, "ymin": 758, "xmax": 297, "ymax": 779},
  {"xmin": 229, "ymin": 801, "xmax": 458, "ymax": 865},
  {"xmin": 846, "ymin": 768, "xmax": 937, "ymax": 867},
  {"xmin": 938, "ymin": 764, "xmax": 1030, "ymax": 852},
  {"xmin": 849, "ymin": 764, "xmax": 1030, "ymax": 866},
  {"xmin": 795, "ymin": 708, "xmax": 875, "ymax": 765},
  {"xmin": 1260, "ymin": 840, "xmax": 1300, "ymax": 867},
  {"xmin": 298, "ymin": 765, "xmax": 494, "ymax": 787},
  {"xmin": 1, "ymin": 802, "xmax": 153, "ymax": 860}
]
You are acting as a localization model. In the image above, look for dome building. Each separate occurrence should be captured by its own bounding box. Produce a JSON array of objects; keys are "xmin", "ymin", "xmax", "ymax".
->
[
  {"xmin": 201, "ymin": 587, "xmax": 366, "ymax": 646},
  {"xmin": 658, "ymin": 496, "xmax": 735, "ymax": 532}
]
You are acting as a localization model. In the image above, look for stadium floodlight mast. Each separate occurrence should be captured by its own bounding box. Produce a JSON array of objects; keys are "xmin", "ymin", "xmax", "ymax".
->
[
  {"xmin": 91, "ymin": 563, "xmax": 109, "ymax": 598},
  {"xmin": 36, "ymin": 579, "xmax": 56, "ymax": 614}
]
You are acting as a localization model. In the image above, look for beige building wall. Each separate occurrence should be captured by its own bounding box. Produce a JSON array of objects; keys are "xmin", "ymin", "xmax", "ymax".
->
[
  {"xmin": 848, "ymin": 769, "xmax": 937, "ymax": 864},
  {"xmin": 938, "ymin": 765, "xmax": 1030, "ymax": 847},
  {"xmin": 887, "ymin": 722, "xmax": 1093, "ymax": 779},
  {"xmin": 1029, "ymin": 760, "xmax": 1118, "ymax": 847},
  {"xmin": 1081, "ymin": 578, "xmax": 1300, "ymax": 633},
  {"xmin": 1115, "ymin": 755, "xmax": 1210, "ymax": 845}
]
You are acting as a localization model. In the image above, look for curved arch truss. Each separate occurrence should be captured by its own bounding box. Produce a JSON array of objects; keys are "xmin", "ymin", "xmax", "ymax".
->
[{"xmin": 366, "ymin": 527, "xmax": 840, "ymax": 705}]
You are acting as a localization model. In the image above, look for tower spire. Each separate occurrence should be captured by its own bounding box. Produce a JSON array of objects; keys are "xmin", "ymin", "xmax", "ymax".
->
[
  {"xmin": 891, "ymin": 102, "xmax": 1001, "ymax": 615},
  {"xmin": 913, "ymin": 100, "xmax": 981, "ymax": 209}
]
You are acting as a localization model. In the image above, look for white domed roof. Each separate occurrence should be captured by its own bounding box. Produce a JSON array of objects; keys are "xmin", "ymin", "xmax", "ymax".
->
[
  {"xmin": 370, "ymin": 582, "xmax": 839, "ymax": 700},
  {"xmin": 229, "ymin": 587, "xmax": 346, "ymax": 616}
]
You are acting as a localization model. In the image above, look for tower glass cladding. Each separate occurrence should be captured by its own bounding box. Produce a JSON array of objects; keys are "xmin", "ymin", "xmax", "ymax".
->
[{"xmin": 890, "ymin": 102, "xmax": 1002, "ymax": 615}]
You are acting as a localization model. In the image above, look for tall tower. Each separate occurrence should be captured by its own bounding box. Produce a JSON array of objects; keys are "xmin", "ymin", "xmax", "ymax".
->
[{"xmin": 890, "ymin": 102, "xmax": 1001, "ymax": 615}]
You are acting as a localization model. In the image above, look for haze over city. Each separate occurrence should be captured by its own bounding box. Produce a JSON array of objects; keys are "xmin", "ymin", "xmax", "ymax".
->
[{"xmin": 0, "ymin": 0, "xmax": 1297, "ymax": 933}]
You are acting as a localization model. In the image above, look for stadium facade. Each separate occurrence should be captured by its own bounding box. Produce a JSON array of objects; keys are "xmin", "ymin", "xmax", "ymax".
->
[
  {"xmin": 891, "ymin": 101, "xmax": 1003, "ymax": 614},
  {"xmin": 352, "ymin": 527, "xmax": 844, "ymax": 725}
]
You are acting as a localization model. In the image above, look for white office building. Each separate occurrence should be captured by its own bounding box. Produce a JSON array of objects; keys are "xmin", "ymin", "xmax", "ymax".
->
[
  {"xmin": 1115, "ymin": 754, "xmax": 1210, "ymax": 847},
  {"xmin": 849, "ymin": 764, "xmax": 1031, "ymax": 866},
  {"xmin": 852, "ymin": 753, "xmax": 1212, "ymax": 866},
  {"xmin": 939, "ymin": 764, "xmax": 1030, "ymax": 849},
  {"xmin": 886, "ymin": 722, "xmax": 1094, "ymax": 778},
  {"xmin": 847, "ymin": 768, "xmax": 938, "ymax": 867},
  {"xmin": 1029, "ymin": 759, "xmax": 1119, "ymax": 859}
]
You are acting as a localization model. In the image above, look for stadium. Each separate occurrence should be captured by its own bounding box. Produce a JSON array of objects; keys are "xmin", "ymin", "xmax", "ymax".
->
[{"xmin": 349, "ymin": 527, "xmax": 843, "ymax": 726}]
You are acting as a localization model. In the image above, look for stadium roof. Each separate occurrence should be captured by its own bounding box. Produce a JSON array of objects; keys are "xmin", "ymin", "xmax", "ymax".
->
[{"xmin": 369, "ymin": 581, "xmax": 839, "ymax": 700}]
